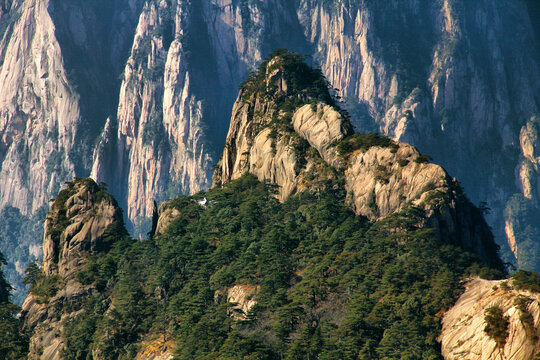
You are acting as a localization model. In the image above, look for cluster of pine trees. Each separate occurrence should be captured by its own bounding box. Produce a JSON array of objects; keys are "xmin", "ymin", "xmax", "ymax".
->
[{"xmin": 52, "ymin": 174, "xmax": 503, "ymax": 359}]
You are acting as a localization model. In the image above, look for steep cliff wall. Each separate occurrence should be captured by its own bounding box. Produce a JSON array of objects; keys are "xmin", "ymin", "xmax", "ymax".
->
[
  {"xmin": 2, "ymin": 0, "xmax": 540, "ymax": 289},
  {"xmin": 297, "ymin": 0, "xmax": 540, "ymax": 267},
  {"xmin": 90, "ymin": 0, "xmax": 309, "ymax": 228},
  {"xmin": 0, "ymin": 0, "xmax": 79, "ymax": 214},
  {"xmin": 0, "ymin": 0, "xmax": 142, "ymax": 302},
  {"xmin": 90, "ymin": 0, "xmax": 539, "ymax": 266},
  {"xmin": 0, "ymin": 0, "xmax": 142, "ymax": 214}
]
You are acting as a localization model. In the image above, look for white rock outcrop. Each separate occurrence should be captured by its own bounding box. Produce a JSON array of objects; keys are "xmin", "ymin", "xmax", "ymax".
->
[
  {"xmin": 2, "ymin": 0, "xmax": 539, "ymax": 288},
  {"xmin": 441, "ymin": 278, "xmax": 540, "ymax": 360},
  {"xmin": 215, "ymin": 284, "xmax": 259, "ymax": 320},
  {"xmin": 90, "ymin": 0, "xmax": 305, "ymax": 225}
]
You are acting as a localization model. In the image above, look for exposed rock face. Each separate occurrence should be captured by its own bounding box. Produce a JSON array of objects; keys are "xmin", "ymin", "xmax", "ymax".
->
[
  {"xmin": 292, "ymin": 103, "xmax": 352, "ymax": 167},
  {"xmin": 441, "ymin": 278, "xmax": 540, "ymax": 360},
  {"xmin": 504, "ymin": 116, "xmax": 540, "ymax": 270},
  {"xmin": 297, "ymin": 0, "xmax": 540, "ymax": 266},
  {"xmin": 344, "ymin": 145, "xmax": 445, "ymax": 219},
  {"xmin": 90, "ymin": 0, "xmax": 308, "ymax": 226},
  {"xmin": 21, "ymin": 178, "xmax": 127, "ymax": 360},
  {"xmin": 41, "ymin": 178, "xmax": 125, "ymax": 278},
  {"xmin": 215, "ymin": 284, "xmax": 259, "ymax": 320},
  {"xmin": 155, "ymin": 203, "xmax": 181, "ymax": 236},
  {"xmin": 137, "ymin": 351, "xmax": 173, "ymax": 360},
  {"xmin": 0, "ymin": 0, "xmax": 142, "ymax": 302},
  {"xmin": 90, "ymin": 0, "xmax": 539, "ymax": 266},
  {"xmin": 212, "ymin": 53, "xmax": 501, "ymax": 266},
  {"xmin": 0, "ymin": 0, "xmax": 79, "ymax": 215},
  {"xmin": 212, "ymin": 90, "xmax": 304, "ymax": 201},
  {"xmin": 0, "ymin": 0, "xmax": 142, "ymax": 215}
]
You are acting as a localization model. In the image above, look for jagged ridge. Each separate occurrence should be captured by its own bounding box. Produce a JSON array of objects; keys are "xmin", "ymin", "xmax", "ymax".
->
[
  {"xmin": 213, "ymin": 50, "xmax": 502, "ymax": 267},
  {"xmin": 17, "ymin": 52, "xmax": 509, "ymax": 360}
]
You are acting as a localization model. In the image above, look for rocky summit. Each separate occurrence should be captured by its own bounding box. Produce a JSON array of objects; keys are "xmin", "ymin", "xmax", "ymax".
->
[
  {"xmin": 8, "ymin": 52, "xmax": 512, "ymax": 360},
  {"xmin": 0, "ymin": 2, "xmax": 539, "ymax": 294},
  {"xmin": 213, "ymin": 51, "xmax": 501, "ymax": 267},
  {"xmin": 21, "ymin": 178, "xmax": 127, "ymax": 360},
  {"xmin": 0, "ymin": 1, "xmax": 539, "ymax": 358}
]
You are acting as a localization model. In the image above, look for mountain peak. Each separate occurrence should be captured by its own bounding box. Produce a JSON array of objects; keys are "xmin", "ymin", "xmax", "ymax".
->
[
  {"xmin": 42, "ymin": 178, "xmax": 126, "ymax": 279},
  {"xmin": 239, "ymin": 49, "xmax": 340, "ymax": 108},
  {"xmin": 213, "ymin": 50, "xmax": 501, "ymax": 268}
]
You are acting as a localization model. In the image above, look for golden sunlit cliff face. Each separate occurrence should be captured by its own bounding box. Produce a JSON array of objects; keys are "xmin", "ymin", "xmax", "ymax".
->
[{"xmin": 441, "ymin": 277, "xmax": 540, "ymax": 360}]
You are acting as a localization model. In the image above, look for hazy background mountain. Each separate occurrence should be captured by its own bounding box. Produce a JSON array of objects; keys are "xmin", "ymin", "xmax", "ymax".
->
[{"xmin": 0, "ymin": 0, "xmax": 539, "ymax": 303}]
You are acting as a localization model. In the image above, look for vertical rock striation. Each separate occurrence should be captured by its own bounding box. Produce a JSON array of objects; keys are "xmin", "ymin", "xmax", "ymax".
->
[
  {"xmin": 1, "ymin": 0, "xmax": 540, "ymax": 273},
  {"xmin": 91, "ymin": 0, "xmax": 309, "ymax": 229},
  {"xmin": 0, "ymin": 0, "xmax": 142, "ymax": 215},
  {"xmin": 297, "ymin": 0, "xmax": 540, "ymax": 266},
  {"xmin": 0, "ymin": 0, "xmax": 142, "ymax": 300}
]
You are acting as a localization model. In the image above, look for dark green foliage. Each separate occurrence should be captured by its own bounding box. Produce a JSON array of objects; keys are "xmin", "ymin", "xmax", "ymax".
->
[
  {"xmin": 61, "ymin": 174, "xmax": 501, "ymax": 359},
  {"xmin": 62, "ymin": 312, "xmax": 99, "ymax": 360},
  {"xmin": 0, "ymin": 251, "xmax": 28, "ymax": 359},
  {"xmin": 514, "ymin": 295, "xmax": 537, "ymax": 341},
  {"xmin": 0, "ymin": 251, "xmax": 11, "ymax": 303},
  {"xmin": 292, "ymin": 136, "xmax": 310, "ymax": 173},
  {"xmin": 142, "ymin": 106, "xmax": 168, "ymax": 148},
  {"xmin": 240, "ymin": 49, "xmax": 337, "ymax": 107},
  {"xmin": 25, "ymin": 266, "xmax": 62, "ymax": 304},
  {"xmin": 22, "ymin": 260, "xmax": 41, "ymax": 288},
  {"xmin": 335, "ymin": 132, "xmax": 397, "ymax": 160},
  {"xmin": 0, "ymin": 301, "xmax": 27, "ymax": 359},
  {"xmin": 484, "ymin": 305, "xmax": 509, "ymax": 349},
  {"xmin": 512, "ymin": 270, "xmax": 540, "ymax": 292}
]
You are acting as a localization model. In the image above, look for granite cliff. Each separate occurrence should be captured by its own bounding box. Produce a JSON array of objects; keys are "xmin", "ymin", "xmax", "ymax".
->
[
  {"xmin": 18, "ymin": 53, "xmax": 535, "ymax": 359},
  {"xmin": 441, "ymin": 277, "xmax": 540, "ymax": 360},
  {"xmin": 1, "ymin": 0, "xmax": 540, "ymax": 305},
  {"xmin": 90, "ymin": 0, "xmax": 308, "ymax": 228},
  {"xmin": 0, "ymin": 0, "xmax": 143, "ymax": 302},
  {"xmin": 212, "ymin": 51, "xmax": 500, "ymax": 266}
]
